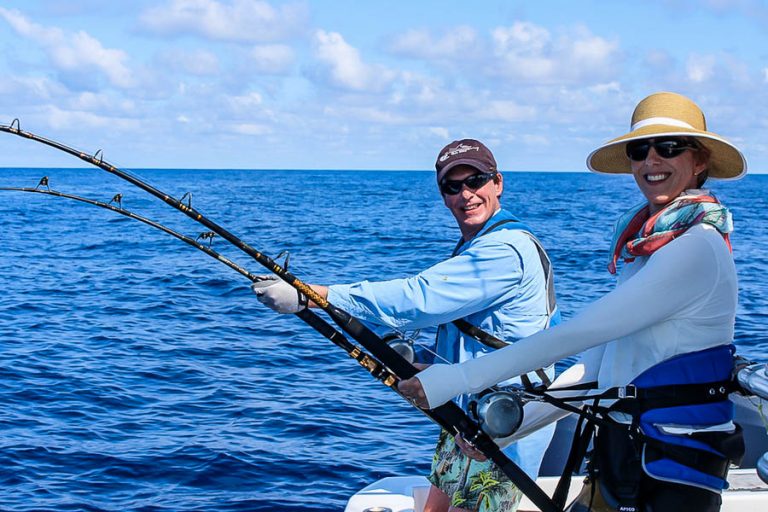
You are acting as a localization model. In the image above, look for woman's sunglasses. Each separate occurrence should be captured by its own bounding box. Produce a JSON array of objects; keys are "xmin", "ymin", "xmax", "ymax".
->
[
  {"xmin": 439, "ymin": 172, "xmax": 497, "ymax": 195},
  {"xmin": 625, "ymin": 137, "xmax": 700, "ymax": 161}
]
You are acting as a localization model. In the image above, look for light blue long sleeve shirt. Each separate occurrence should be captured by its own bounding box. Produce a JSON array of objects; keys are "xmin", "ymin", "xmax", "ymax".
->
[
  {"xmin": 327, "ymin": 210, "xmax": 553, "ymax": 369},
  {"xmin": 326, "ymin": 209, "xmax": 557, "ymax": 477}
]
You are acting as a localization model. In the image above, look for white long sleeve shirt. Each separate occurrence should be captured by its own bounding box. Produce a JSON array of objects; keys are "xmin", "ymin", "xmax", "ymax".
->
[{"xmin": 418, "ymin": 223, "xmax": 738, "ymax": 411}]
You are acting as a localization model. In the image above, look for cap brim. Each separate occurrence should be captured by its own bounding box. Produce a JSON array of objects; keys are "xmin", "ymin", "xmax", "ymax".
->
[{"xmin": 587, "ymin": 126, "xmax": 747, "ymax": 180}]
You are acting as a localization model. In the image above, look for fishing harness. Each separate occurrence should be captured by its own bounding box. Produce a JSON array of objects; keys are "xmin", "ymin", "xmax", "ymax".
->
[{"xmin": 450, "ymin": 212, "xmax": 557, "ymax": 390}]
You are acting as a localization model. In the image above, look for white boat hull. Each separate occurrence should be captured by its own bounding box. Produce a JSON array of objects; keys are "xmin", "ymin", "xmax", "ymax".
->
[
  {"xmin": 347, "ymin": 395, "xmax": 768, "ymax": 511},
  {"xmin": 346, "ymin": 470, "xmax": 768, "ymax": 512}
]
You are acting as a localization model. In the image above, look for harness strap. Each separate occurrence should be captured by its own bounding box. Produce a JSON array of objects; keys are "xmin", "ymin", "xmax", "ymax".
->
[
  {"xmin": 608, "ymin": 380, "xmax": 735, "ymax": 415},
  {"xmin": 542, "ymin": 379, "xmax": 735, "ymax": 407},
  {"xmin": 449, "ymin": 216, "xmax": 556, "ymax": 390},
  {"xmin": 552, "ymin": 403, "xmax": 597, "ymax": 509},
  {"xmin": 452, "ymin": 318, "xmax": 552, "ymax": 389}
]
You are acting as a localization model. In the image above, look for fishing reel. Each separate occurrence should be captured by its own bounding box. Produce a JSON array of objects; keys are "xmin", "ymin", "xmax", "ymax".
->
[
  {"xmin": 468, "ymin": 387, "xmax": 526, "ymax": 439},
  {"xmin": 382, "ymin": 331, "xmax": 418, "ymax": 364}
]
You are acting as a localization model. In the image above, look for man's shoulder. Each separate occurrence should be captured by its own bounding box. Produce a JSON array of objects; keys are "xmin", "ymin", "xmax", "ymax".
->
[
  {"xmin": 476, "ymin": 224, "xmax": 540, "ymax": 248},
  {"xmin": 463, "ymin": 228, "xmax": 543, "ymax": 268}
]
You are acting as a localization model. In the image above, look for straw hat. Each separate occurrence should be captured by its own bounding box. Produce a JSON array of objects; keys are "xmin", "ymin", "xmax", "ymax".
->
[{"xmin": 587, "ymin": 92, "xmax": 747, "ymax": 180}]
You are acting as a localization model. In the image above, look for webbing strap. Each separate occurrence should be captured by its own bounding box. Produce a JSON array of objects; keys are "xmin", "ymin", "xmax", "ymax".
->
[
  {"xmin": 452, "ymin": 318, "xmax": 552, "ymax": 389},
  {"xmin": 608, "ymin": 380, "xmax": 735, "ymax": 414},
  {"xmin": 450, "ymin": 217, "xmax": 556, "ymax": 389},
  {"xmin": 552, "ymin": 408, "xmax": 596, "ymax": 509}
]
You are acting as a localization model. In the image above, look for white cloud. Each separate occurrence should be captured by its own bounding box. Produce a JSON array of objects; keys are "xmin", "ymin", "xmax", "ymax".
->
[
  {"xmin": 428, "ymin": 127, "xmax": 450, "ymax": 139},
  {"xmin": 311, "ymin": 30, "xmax": 396, "ymax": 92},
  {"xmin": 139, "ymin": 0, "xmax": 308, "ymax": 43},
  {"xmin": 0, "ymin": 7, "xmax": 135, "ymax": 89},
  {"xmin": 491, "ymin": 22, "xmax": 619, "ymax": 83},
  {"xmin": 686, "ymin": 54, "xmax": 717, "ymax": 83},
  {"xmin": 323, "ymin": 105, "xmax": 407, "ymax": 125},
  {"xmin": 589, "ymin": 81, "xmax": 622, "ymax": 94},
  {"xmin": 158, "ymin": 48, "xmax": 221, "ymax": 76},
  {"xmin": 684, "ymin": 53, "xmax": 752, "ymax": 87},
  {"xmin": 389, "ymin": 26, "xmax": 480, "ymax": 59},
  {"xmin": 477, "ymin": 100, "xmax": 537, "ymax": 122},
  {"xmin": 250, "ymin": 44, "xmax": 295, "ymax": 74},
  {"xmin": 0, "ymin": 75, "xmax": 67, "ymax": 101},
  {"xmin": 226, "ymin": 91, "xmax": 263, "ymax": 111},
  {"xmin": 229, "ymin": 122, "xmax": 272, "ymax": 136},
  {"xmin": 69, "ymin": 92, "xmax": 135, "ymax": 113},
  {"xmin": 44, "ymin": 105, "xmax": 140, "ymax": 131},
  {"xmin": 569, "ymin": 28, "xmax": 617, "ymax": 68}
]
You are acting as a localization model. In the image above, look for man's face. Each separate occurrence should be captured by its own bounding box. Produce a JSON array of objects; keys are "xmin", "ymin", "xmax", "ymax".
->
[
  {"xmin": 441, "ymin": 165, "xmax": 503, "ymax": 240},
  {"xmin": 629, "ymin": 138, "xmax": 707, "ymax": 213}
]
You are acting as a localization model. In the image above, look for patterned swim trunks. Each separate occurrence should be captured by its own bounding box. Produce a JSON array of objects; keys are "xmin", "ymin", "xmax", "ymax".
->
[{"xmin": 428, "ymin": 429, "xmax": 523, "ymax": 512}]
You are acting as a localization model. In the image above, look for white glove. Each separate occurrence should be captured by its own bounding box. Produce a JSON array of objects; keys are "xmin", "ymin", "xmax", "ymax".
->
[{"xmin": 251, "ymin": 275, "xmax": 307, "ymax": 314}]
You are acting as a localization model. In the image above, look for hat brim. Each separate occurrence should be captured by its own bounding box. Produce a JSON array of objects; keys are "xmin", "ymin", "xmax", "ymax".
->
[
  {"xmin": 587, "ymin": 126, "xmax": 747, "ymax": 180},
  {"xmin": 436, "ymin": 158, "xmax": 494, "ymax": 182}
]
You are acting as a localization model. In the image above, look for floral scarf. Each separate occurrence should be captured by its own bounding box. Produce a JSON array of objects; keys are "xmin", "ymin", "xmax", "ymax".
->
[{"xmin": 608, "ymin": 190, "xmax": 733, "ymax": 275}]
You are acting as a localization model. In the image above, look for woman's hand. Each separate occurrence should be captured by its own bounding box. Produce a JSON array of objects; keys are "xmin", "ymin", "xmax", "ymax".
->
[{"xmin": 398, "ymin": 373, "xmax": 429, "ymax": 409}]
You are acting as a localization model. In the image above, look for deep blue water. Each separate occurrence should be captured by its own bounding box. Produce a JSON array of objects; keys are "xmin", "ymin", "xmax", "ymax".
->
[{"xmin": 0, "ymin": 168, "xmax": 766, "ymax": 511}]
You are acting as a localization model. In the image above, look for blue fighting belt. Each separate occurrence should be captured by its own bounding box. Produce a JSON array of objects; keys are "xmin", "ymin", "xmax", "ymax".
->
[{"xmin": 614, "ymin": 344, "xmax": 743, "ymax": 492}]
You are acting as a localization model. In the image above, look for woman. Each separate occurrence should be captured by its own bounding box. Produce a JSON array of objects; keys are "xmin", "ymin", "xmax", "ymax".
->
[{"xmin": 400, "ymin": 92, "xmax": 748, "ymax": 511}]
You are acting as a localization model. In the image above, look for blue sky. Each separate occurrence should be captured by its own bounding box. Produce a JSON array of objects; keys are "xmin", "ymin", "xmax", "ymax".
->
[{"xmin": 0, "ymin": 0, "xmax": 767, "ymax": 172}]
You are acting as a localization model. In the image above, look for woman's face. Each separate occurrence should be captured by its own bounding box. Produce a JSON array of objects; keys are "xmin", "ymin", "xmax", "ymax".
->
[{"xmin": 629, "ymin": 139, "xmax": 708, "ymax": 213}]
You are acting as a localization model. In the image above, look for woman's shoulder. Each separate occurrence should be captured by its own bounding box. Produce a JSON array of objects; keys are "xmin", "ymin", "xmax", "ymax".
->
[
  {"xmin": 680, "ymin": 223, "xmax": 732, "ymax": 252},
  {"xmin": 651, "ymin": 223, "xmax": 733, "ymax": 271}
]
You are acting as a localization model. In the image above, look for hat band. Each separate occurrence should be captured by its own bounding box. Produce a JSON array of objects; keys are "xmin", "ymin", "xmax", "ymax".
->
[{"xmin": 631, "ymin": 116, "xmax": 696, "ymax": 131}]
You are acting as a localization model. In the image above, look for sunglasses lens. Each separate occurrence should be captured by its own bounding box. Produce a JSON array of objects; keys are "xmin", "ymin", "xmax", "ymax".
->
[
  {"xmin": 626, "ymin": 142, "xmax": 650, "ymax": 161},
  {"xmin": 626, "ymin": 138, "xmax": 695, "ymax": 161},
  {"xmin": 440, "ymin": 173, "xmax": 495, "ymax": 195},
  {"xmin": 654, "ymin": 140, "xmax": 688, "ymax": 158},
  {"xmin": 440, "ymin": 181, "xmax": 463, "ymax": 195},
  {"xmin": 465, "ymin": 174, "xmax": 492, "ymax": 189}
]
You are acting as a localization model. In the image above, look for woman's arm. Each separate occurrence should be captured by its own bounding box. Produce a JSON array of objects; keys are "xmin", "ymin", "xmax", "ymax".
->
[{"xmin": 413, "ymin": 228, "xmax": 723, "ymax": 408}]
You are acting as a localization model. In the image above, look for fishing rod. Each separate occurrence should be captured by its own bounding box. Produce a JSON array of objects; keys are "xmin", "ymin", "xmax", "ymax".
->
[
  {"xmin": 0, "ymin": 120, "xmax": 562, "ymax": 511},
  {"xmin": 0, "ymin": 181, "xmax": 400, "ymax": 392}
]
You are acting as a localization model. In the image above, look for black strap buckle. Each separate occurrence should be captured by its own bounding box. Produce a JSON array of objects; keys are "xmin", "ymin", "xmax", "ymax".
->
[{"xmin": 618, "ymin": 385, "xmax": 637, "ymax": 399}]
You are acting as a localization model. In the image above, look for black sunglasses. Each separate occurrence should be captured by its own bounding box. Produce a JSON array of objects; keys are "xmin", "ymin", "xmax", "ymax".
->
[
  {"xmin": 440, "ymin": 172, "xmax": 497, "ymax": 195},
  {"xmin": 625, "ymin": 137, "xmax": 700, "ymax": 161}
]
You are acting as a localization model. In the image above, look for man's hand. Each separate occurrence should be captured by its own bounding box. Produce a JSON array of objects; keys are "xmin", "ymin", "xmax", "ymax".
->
[
  {"xmin": 455, "ymin": 434, "xmax": 488, "ymax": 462},
  {"xmin": 251, "ymin": 275, "xmax": 307, "ymax": 314}
]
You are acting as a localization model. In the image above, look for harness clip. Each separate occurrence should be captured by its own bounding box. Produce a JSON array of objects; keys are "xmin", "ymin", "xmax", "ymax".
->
[{"xmin": 618, "ymin": 385, "xmax": 637, "ymax": 399}]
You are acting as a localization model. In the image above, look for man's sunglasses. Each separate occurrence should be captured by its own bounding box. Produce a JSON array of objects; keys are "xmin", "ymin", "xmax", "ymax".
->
[
  {"xmin": 440, "ymin": 172, "xmax": 497, "ymax": 195},
  {"xmin": 625, "ymin": 137, "xmax": 700, "ymax": 161}
]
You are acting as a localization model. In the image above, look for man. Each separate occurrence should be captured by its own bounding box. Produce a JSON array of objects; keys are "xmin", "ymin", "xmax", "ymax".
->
[{"xmin": 253, "ymin": 139, "xmax": 558, "ymax": 512}]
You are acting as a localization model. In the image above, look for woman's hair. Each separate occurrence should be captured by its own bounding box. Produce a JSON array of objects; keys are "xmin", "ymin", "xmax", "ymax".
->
[{"xmin": 692, "ymin": 139, "xmax": 711, "ymax": 188}]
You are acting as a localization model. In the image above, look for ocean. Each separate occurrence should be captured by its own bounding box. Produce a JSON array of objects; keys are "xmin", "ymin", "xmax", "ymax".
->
[{"xmin": 0, "ymin": 168, "xmax": 766, "ymax": 511}]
